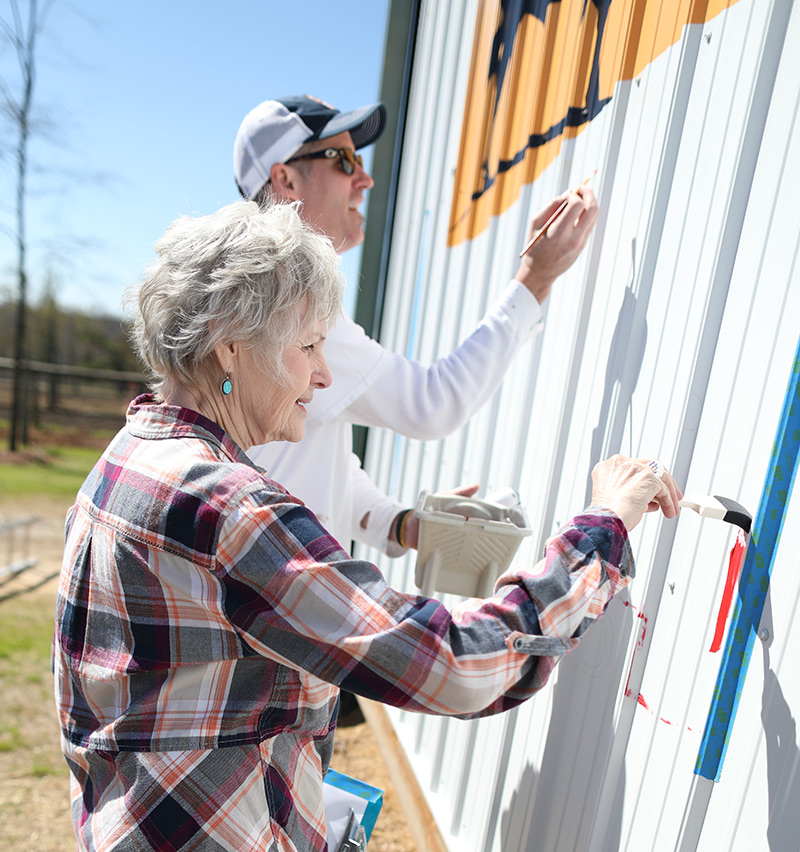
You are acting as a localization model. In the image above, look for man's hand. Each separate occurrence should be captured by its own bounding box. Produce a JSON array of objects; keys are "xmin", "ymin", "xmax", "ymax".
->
[
  {"xmin": 395, "ymin": 483, "xmax": 479, "ymax": 550},
  {"xmin": 514, "ymin": 187, "xmax": 599, "ymax": 304}
]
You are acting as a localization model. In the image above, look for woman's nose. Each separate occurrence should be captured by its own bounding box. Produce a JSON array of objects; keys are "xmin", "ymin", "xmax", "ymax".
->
[{"xmin": 313, "ymin": 353, "xmax": 332, "ymax": 389}]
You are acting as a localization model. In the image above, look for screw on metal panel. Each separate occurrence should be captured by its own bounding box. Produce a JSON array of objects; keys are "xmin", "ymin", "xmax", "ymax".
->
[
  {"xmin": 758, "ymin": 627, "xmax": 770, "ymax": 642},
  {"xmin": 704, "ymin": 32, "xmax": 712, "ymax": 44},
  {"xmin": 667, "ymin": 582, "xmax": 675, "ymax": 595}
]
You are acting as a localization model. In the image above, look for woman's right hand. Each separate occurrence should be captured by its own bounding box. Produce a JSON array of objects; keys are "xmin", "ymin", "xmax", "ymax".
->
[{"xmin": 590, "ymin": 455, "xmax": 682, "ymax": 531}]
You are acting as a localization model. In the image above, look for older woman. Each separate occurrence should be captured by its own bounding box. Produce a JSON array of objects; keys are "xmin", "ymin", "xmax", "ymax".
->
[{"xmin": 53, "ymin": 200, "xmax": 680, "ymax": 852}]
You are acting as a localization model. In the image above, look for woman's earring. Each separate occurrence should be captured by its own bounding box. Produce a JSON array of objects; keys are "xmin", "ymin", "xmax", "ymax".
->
[{"xmin": 220, "ymin": 373, "xmax": 233, "ymax": 396}]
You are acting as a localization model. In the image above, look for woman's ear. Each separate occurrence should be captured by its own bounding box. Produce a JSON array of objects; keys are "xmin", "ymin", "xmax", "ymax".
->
[
  {"xmin": 269, "ymin": 163, "xmax": 301, "ymax": 201},
  {"xmin": 212, "ymin": 341, "xmax": 239, "ymax": 374}
]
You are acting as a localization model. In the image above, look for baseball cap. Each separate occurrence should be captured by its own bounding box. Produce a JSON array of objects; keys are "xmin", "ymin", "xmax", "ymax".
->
[{"xmin": 234, "ymin": 94, "xmax": 387, "ymax": 200}]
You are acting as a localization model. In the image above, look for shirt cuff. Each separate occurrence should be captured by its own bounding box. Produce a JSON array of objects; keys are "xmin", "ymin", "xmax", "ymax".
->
[
  {"xmin": 504, "ymin": 279, "xmax": 545, "ymax": 337},
  {"xmin": 357, "ymin": 496, "xmax": 409, "ymax": 558}
]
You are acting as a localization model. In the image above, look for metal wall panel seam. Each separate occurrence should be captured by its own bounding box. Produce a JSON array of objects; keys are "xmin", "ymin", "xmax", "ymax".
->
[
  {"xmin": 531, "ymin": 71, "xmax": 646, "ymax": 558},
  {"xmin": 365, "ymin": 0, "xmax": 490, "ymax": 828},
  {"xmin": 359, "ymin": 0, "xmax": 445, "ymax": 701},
  {"xmin": 694, "ymin": 297, "xmax": 800, "ymax": 774},
  {"xmin": 725, "ymin": 240, "xmax": 800, "ymax": 845},
  {"xmin": 629, "ymin": 10, "xmax": 794, "ymax": 835},
  {"xmin": 586, "ymin": 9, "xmax": 759, "ymax": 842},
  {"xmin": 480, "ymin": 158, "xmax": 625, "ymax": 849},
  {"xmin": 628, "ymin": 135, "xmax": 800, "ymax": 843},
  {"xmin": 680, "ymin": 60, "xmax": 800, "ymax": 849},
  {"xmin": 583, "ymin": 15, "xmax": 728, "ymax": 852},
  {"xmin": 590, "ymin": 1, "xmax": 794, "ymax": 847},
  {"xmin": 620, "ymin": 7, "xmax": 754, "ymax": 843},
  {"xmin": 381, "ymin": 0, "xmax": 456, "ymax": 515},
  {"xmin": 467, "ymin": 8, "xmax": 683, "ymax": 847},
  {"xmin": 681, "ymin": 337, "xmax": 799, "ymax": 847},
  {"xmin": 366, "ymin": 3, "xmax": 796, "ymax": 839}
]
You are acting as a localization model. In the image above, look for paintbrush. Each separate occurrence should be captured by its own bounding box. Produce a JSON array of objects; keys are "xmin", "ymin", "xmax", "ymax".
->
[
  {"xmin": 679, "ymin": 495, "xmax": 752, "ymax": 534},
  {"xmin": 519, "ymin": 170, "xmax": 597, "ymax": 258}
]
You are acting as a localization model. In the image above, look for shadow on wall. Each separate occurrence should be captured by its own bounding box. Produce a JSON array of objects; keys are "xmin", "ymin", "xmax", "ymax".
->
[
  {"xmin": 585, "ymin": 239, "xmax": 647, "ymax": 506},
  {"xmin": 500, "ymin": 595, "xmax": 633, "ymax": 851},
  {"xmin": 760, "ymin": 594, "xmax": 800, "ymax": 851},
  {"xmin": 496, "ymin": 239, "xmax": 652, "ymax": 850}
]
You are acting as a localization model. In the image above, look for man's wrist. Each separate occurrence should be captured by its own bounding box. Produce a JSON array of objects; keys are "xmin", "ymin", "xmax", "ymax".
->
[
  {"xmin": 392, "ymin": 508, "xmax": 413, "ymax": 548},
  {"xmin": 513, "ymin": 266, "xmax": 554, "ymax": 304}
]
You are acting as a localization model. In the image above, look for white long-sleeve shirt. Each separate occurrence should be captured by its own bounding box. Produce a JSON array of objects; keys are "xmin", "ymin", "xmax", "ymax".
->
[{"xmin": 247, "ymin": 279, "xmax": 543, "ymax": 552}]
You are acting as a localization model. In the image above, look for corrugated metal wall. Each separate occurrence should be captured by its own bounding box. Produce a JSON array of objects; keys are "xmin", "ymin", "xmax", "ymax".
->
[{"xmin": 357, "ymin": 0, "xmax": 800, "ymax": 849}]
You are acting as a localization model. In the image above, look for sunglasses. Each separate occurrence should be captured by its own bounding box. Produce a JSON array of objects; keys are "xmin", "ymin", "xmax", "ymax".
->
[{"xmin": 286, "ymin": 147, "xmax": 364, "ymax": 176}]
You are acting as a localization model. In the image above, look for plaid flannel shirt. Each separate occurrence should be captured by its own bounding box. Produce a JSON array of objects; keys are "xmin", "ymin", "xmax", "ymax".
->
[{"xmin": 53, "ymin": 395, "xmax": 634, "ymax": 852}]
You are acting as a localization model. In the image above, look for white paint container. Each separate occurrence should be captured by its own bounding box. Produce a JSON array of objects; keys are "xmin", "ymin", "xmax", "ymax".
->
[{"xmin": 413, "ymin": 491, "xmax": 532, "ymax": 598}]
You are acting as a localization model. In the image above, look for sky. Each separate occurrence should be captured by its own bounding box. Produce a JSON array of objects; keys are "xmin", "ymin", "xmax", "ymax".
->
[{"xmin": 0, "ymin": 0, "xmax": 391, "ymax": 319}]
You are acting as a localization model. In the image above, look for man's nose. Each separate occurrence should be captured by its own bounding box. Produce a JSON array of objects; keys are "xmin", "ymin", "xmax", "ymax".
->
[{"xmin": 354, "ymin": 160, "xmax": 374, "ymax": 190}]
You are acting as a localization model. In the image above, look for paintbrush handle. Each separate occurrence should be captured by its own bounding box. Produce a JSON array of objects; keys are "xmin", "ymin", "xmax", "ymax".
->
[
  {"xmin": 519, "ymin": 170, "xmax": 597, "ymax": 258},
  {"xmin": 679, "ymin": 495, "xmax": 752, "ymax": 533},
  {"xmin": 518, "ymin": 199, "xmax": 569, "ymax": 258}
]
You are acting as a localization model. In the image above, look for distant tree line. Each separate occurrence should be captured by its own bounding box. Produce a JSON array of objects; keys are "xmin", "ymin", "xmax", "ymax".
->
[
  {"xmin": 0, "ymin": 287, "xmax": 141, "ymax": 373},
  {"xmin": 2, "ymin": 0, "xmax": 135, "ymax": 450}
]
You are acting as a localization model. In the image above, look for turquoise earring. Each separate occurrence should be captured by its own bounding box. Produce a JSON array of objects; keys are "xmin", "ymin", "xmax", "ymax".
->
[{"xmin": 220, "ymin": 373, "xmax": 233, "ymax": 396}]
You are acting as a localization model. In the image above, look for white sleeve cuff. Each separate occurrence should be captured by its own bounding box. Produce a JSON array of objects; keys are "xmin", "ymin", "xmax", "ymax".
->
[
  {"xmin": 358, "ymin": 497, "xmax": 408, "ymax": 558},
  {"xmin": 503, "ymin": 279, "xmax": 545, "ymax": 337}
]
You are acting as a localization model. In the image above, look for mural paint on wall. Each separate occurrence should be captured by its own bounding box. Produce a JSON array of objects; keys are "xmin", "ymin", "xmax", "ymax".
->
[
  {"xmin": 448, "ymin": 0, "xmax": 740, "ymax": 246},
  {"xmin": 709, "ymin": 529, "xmax": 747, "ymax": 653},
  {"xmin": 696, "ymin": 345, "xmax": 800, "ymax": 782}
]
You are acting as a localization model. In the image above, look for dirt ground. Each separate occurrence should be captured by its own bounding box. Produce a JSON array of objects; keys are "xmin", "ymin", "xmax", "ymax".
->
[{"xmin": 0, "ymin": 491, "xmax": 416, "ymax": 851}]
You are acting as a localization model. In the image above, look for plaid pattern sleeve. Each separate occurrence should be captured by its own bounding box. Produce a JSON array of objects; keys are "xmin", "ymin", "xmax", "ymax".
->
[
  {"xmin": 53, "ymin": 396, "xmax": 634, "ymax": 852},
  {"xmin": 216, "ymin": 498, "xmax": 632, "ymax": 719}
]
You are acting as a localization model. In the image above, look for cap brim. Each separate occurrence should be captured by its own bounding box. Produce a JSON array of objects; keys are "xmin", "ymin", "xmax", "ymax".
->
[{"xmin": 319, "ymin": 103, "xmax": 387, "ymax": 149}]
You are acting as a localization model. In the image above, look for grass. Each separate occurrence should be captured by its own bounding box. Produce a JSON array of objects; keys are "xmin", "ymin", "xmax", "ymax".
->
[
  {"xmin": 0, "ymin": 390, "xmax": 124, "ymax": 847},
  {"xmin": 0, "ymin": 445, "xmax": 102, "ymax": 498},
  {"xmin": 0, "ymin": 598, "xmax": 54, "ymax": 662},
  {"xmin": 0, "ymin": 589, "xmax": 56, "ymax": 716},
  {"xmin": 0, "ymin": 724, "xmax": 23, "ymax": 752}
]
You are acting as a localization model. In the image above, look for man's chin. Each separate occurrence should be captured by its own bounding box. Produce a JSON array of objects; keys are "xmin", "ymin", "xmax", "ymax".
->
[{"xmin": 341, "ymin": 229, "xmax": 365, "ymax": 254}]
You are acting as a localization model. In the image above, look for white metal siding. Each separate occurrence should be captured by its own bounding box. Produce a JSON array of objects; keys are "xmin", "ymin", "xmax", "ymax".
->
[{"xmin": 359, "ymin": 1, "xmax": 800, "ymax": 849}]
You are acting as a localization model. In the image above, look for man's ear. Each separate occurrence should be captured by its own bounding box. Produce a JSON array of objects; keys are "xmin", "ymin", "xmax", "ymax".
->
[{"xmin": 269, "ymin": 162, "xmax": 301, "ymax": 201}]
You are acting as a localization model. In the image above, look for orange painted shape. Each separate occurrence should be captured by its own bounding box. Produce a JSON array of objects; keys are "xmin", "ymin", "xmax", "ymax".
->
[{"xmin": 448, "ymin": 0, "xmax": 743, "ymax": 247}]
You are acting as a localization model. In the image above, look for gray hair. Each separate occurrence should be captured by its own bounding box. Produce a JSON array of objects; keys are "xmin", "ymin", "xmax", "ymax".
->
[{"xmin": 127, "ymin": 200, "xmax": 344, "ymax": 394}]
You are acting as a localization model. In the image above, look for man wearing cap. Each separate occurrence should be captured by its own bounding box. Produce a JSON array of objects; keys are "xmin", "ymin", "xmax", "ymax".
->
[{"xmin": 234, "ymin": 94, "xmax": 599, "ymax": 555}]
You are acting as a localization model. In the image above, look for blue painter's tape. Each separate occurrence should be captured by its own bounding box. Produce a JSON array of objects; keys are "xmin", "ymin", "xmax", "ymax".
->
[{"xmin": 695, "ymin": 342, "xmax": 800, "ymax": 781}]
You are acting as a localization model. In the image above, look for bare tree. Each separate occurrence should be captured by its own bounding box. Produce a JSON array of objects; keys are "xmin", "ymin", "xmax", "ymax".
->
[{"xmin": 1, "ymin": 0, "xmax": 55, "ymax": 450}]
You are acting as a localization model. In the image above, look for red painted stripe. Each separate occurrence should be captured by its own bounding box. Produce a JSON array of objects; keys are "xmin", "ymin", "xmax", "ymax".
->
[{"xmin": 709, "ymin": 530, "xmax": 747, "ymax": 653}]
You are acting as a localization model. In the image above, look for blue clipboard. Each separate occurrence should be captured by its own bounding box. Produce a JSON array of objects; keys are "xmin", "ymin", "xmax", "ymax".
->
[{"xmin": 324, "ymin": 768, "xmax": 384, "ymax": 845}]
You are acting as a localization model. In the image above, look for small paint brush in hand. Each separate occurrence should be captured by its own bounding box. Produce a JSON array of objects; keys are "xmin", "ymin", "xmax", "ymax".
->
[
  {"xmin": 519, "ymin": 170, "xmax": 597, "ymax": 258},
  {"xmin": 679, "ymin": 495, "xmax": 752, "ymax": 534}
]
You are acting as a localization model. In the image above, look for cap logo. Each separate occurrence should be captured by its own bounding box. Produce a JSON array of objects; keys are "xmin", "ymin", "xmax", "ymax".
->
[{"xmin": 305, "ymin": 94, "xmax": 336, "ymax": 110}]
